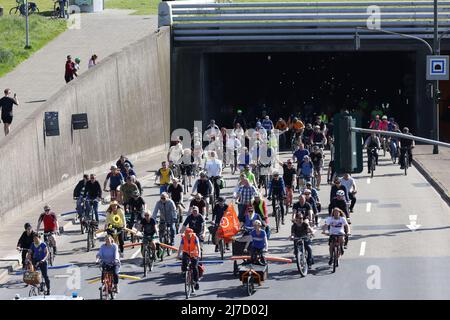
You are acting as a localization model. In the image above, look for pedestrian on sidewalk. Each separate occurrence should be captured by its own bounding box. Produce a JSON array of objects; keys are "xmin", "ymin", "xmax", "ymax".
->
[
  {"xmin": 0, "ymin": 88, "xmax": 19, "ymax": 136},
  {"xmin": 88, "ymin": 54, "xmax": 98, "ymax": 69},
  {"xmin": 65, "ymin": 55, "xmax": 75, "ymax": 83}
]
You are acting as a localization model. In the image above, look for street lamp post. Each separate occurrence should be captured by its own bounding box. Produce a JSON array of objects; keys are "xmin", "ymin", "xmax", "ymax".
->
[{"xmin": 24, "ymin": 0, "xmax": 31, "ymax": 49}]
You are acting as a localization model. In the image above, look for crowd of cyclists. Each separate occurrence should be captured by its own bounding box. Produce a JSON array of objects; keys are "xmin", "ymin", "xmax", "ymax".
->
[{"xmin": 15, "ymin": 108, "xmax": 414, "ymax": 296}]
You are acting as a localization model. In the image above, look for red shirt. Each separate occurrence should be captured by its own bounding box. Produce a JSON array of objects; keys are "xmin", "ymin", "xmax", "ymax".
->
[
  {"xmin": 65, "ymin": 61, "xmax": 74, "ymax": 77},
  {"xmin": 39, "ymin": 212, "xmax": 57, "ymax": 232}
]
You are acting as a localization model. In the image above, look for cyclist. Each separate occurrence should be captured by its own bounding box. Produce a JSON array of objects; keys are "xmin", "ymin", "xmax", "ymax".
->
[
  {"xmin": 369, "ymin": 114, "xmax": 382, "ymax": 130},
  {"xmin": 293, "ymin": 143, "xmax": 309, "ymax": 170},
  {"xmin": 85, "ymin": 173, "xmax": 102, "ymax": 222},
  {"xmin": 249, "ymin": 220, "xmax": 268, "ymax": 265},
  {"xmin": 192, "ymin": 172, "xmax": 213, "ymax": 218},
  {"xmin": 233, "ymin": 123, "xmax": 246, "ymax": 142},
  {"xmin": 105, "ymin": 201, "xmax": 126, "ymax": 255},
  {"xmin": 252, "ymin": 194, "xmax": 269, "ymax": 229},
  {"xmin": 242, "ymin": 164, "xmax": 257, "ymax": 188},
  {"xmin": 290, "ymin": 213, "xmax": 314, "ymax": 267},
  {"xmin": 116, "ymin": 155, "xmax": 133, "ymax": 172},
  {"xmin": 275, "ymin": 117, "xmax": 288, "ymax": 150},
  {"xmin": 128, "ymin": 190, "xmax": 146, "ymax": 229},
  {"xmin": 121, "ymin": 162, "xmax": 137, "ymax": 181},
  {"xmin": 178, "ymin": 228, "xmax": 201, "ymax": 290},
  {"xmin": 329, "ymin": 177, "xmax": 349, "ymax": 204},
  {"xmin": 140, "ymin": 210, "xmax": 158, "ymax": 258},
  {"xmin": 189, "ymin": 193, "xmax": 207, "ymax": 218},
  {"xmin": 27, "ymin": 232, "xmax": 51, "ymax": 295},
  {"xmin": 340, "ymin": 173, "xmax": 357, "ymax": 213},
  {"xmin": 181, "ymin": 206, "xmax": 205, "ymax": 252},
  {"xmin": 399, "ymin": 127, "xmax": 414, "ymax": 170},
  {"xmin": 155, "ymin": 161, "xmax": 174, "ymax": 194},
  {"xmin": 298, "ymin": 155, "xmax": 313, "ymax": 189},
  {"xmin": 235, "ymin": 178, "xmax": 258, "ymax": 222},
  {"xmin": 314, "ymin": 116, "xmax": 327, "ymax": 133},
  {"xmin": 211, "ymin": 197, "xmax": 230, "ymax": 252},
  {"xmin": 322, "ymin": 207, "xmax": 350, "ymax": 266},
  {"xmin": 327, "ymin": 159, "xmax": 336, "ymax": 184},
  {"xmin": 303, "ymin": 189, "xmax": 318, "ymax": 227},
  {"xmin": 388, "ymin": 123, "xmax": 401, "ymax": 163},
  {"xmin": 241, "ymin": 206, "xmax": 262, "ymax": 232},
  {"xmin": 168, "ymin": 138, "xmax": 183, "ymax": 164},
  {"xmin": 204, "ymin": 151, "xmax": 223, "ymax": 200},
  {"xmin": 364, "ymin": 132, "xmax": 381, "ymax": 173},
  {"xmin": 291, "ymin": 117, "xmax": 305, "ymax": 148},
  {"xmin": 279, "ymin": 159, "xmax": 297, "ymax": 209},
  {"xmin": 380, "ymin": 115, "xmax": 389, "ymax": 131},
  {"xmin": 268, "ymin": 172, "xmax": 286, "ymax": 224},
  {"xmin": 17, "ymin": 223, "xmax": 34, "ymax": 269},
  {"xmin": 121, "ymin": 176, "xmax": 139, "ymax": 207},
  {"xmin": 261, "ymin": 115, "xmax": 274, "ymax": 134},
  {"xmin": 310, "ymin": 146, "xmax": 323, "ymax": 190},
  {"xmin": 233, "ymin": 109, "xmax": 248, "ymax": 130},
  {"xmin": 310, "ymin": 125, "xmax": 327, "ymax": 151},
  {"xmin": 328, "ymin": 190, "xmax": 350, "ymax": 224},
  {"xmin": 167, "ymin": 178, "xmax": 184, "ymax": 225},
  {"xmin": 73, "ymin": 174, "xmax": 89, "ymax": 221},
  {"xmin": 292, "ymin": 195, "xmax": 313, "ymax": 224},
  {"xmin": 36, "ymin": 205, "xmax": 59, "ymax": 255},
  {"xmin": 152, "ymin": 192, "xmax": 177, "ymax": 246},
  {"xmin": 103, "ymin": 165, "xmax": 124, "ymax": 200},
  {"xmin": 180, "ymin": 149, "xmax": 194, "ymax": 188},
  {"xmin": 302, "ymin": 123, "xmax": 314, "ymax": 150},
  {"xmin": 96, "ymin": 235, "xmax": 121, "ymax": 293}
]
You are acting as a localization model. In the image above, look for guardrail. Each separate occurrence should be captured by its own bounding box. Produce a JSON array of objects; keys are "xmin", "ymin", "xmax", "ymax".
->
[{"xmin": 159, "ymin": 1, "xmax": 450, "ymax": 43}]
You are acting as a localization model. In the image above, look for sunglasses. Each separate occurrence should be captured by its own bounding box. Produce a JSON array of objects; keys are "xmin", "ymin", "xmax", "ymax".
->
[
  {"xmin": 44, "ymin": 209, "xmax": 50, "ymax": 211},
  {"xmin": 144, "ymin": 215, "xmax": 150, "ymax": 217}
]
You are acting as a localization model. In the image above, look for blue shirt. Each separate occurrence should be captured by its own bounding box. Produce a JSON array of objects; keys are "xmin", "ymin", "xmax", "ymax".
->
[
  {"xmin": 261, "ymin": 119, "xmax": 274, "ymax": 131},
  {"xmin": 30, "ymin": 242, "xmax": 47, "ymax": 262},
  {"xmin": 244, "ymin": 213, "xmax": 261, "ymax": 231},
  {"xmin": 97, "ymin": 243, "xmax": 120, "ymax": 264},
  {"xmin": 300, "ymin": 161, "xmax": 313, "ymax": 177},
  {"xmin": 251, "ymin": 229, "xmax": 267, "ymax": 249},
  {"xmin": 294, "ymin": 149, "xmax": 309, "ymax": 163},
  {"xmin": 108, "ymin": 172, "xmax": 124, "ymax": 189}
]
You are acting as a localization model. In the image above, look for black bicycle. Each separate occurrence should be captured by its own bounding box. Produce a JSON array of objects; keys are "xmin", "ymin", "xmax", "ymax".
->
[
  {"xmin": 142, "ymin": 236, "xmax": 157, "ymax": 277},
  {"xmin": 85, "ymin": 206, "xmax": 97, "ymax": 252},
  {"xmin": 42, "ymin": 232, "xmax": 55, "ymax": 266},
  {"xmin": 158, "ymin": 222, "xmax": 172, "ymax": 260},
  {"xmin": 402, "ymin": 147, "xmax": 411, "ymax": 176},
  {"xmin": 293, "ymin": 236, "xmax": 310, "ymax": 277},
  {"xmin": 272, "ymin": 196, "xmax": 282, "ymax": 233},
  {"xmin": 9, "ymin": 1, "xmax": 39, "ymax": 15},
  {"xmin": 368, "ymin": 148, "xmax": 377, "ymax": 178},
  {"xmin": 51, "ymin": 0, "xmax": 69, "ymax": 19},
  {"xmin": 184, "ymin": 258, "xmax": 196, "ymax": 299}
]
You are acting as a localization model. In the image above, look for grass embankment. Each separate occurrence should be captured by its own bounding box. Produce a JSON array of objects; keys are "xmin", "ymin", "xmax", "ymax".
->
[
  {"xmin": 0, "ymin": 15, "xmax": 66, "ymax": 77},
  {"xmin": 104, "ymin": 0, "xmax": 160, "ymax": 15}
]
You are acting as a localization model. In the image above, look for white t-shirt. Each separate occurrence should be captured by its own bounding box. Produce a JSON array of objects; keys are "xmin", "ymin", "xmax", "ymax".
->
[
  {"xmin": 340, "ymin": 176, "xmax": 355, "ymax": 194},
  {"xmin": 169, "ymin": 144, "xmax": 183, "ymax": 163},
  {"xmin": 326, "ymin": 216, "xmax": 348, "ymax": 235}
]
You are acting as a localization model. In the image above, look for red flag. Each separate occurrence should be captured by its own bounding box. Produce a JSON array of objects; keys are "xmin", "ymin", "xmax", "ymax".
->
[{"xmin": 217, "ymin": 204, "xmax": 240, "ymax": 240}]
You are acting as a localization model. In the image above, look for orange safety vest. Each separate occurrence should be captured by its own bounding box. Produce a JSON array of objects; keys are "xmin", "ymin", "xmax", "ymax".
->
[{"xmin": 182, "ymin": 234, "xmax": 199, "ymax": 258}]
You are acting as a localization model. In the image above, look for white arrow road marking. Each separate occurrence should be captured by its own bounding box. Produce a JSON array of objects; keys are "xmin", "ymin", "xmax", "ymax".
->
[
  {"xmin": 131, "ymin": 248, "xmax": 141, "ymax": 259},
  {"xmin": 366, "ymin": 203, "xmax": 372, "ymax": 213},
  {"xmin": 406, "ymin": 215, "xmax": 421, "ymax": 231},
  {"xmin": 359, "ymin": 242, "xmax": 366, "ymax": 256},
  {"xmin": 367, "ymin": 178, "xmax": 371, "ymax": 184}
]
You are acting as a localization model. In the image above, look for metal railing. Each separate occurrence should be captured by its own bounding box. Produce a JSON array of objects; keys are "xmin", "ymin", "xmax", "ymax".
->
[{"xmin": 159, "ymin": 1, "xmax": 450, "ymax": 43}]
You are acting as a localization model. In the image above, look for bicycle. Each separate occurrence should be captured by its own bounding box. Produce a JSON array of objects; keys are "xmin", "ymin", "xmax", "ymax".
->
[
  {"xmin": 24, "ymin": 262, "xmax": 47, "ymax": 297},
  {"xmin": 389, "ymin": 139, "xmax": 398, "ymax": 164},
  {"xmin": 402, "ymin": 147, "xmax": 410, "ymax": 176},
  {"xmin": 98, "ymin": 262, "xmax": 117, "ymax": 300},
  {"xmin": 41, "ymin": 232, "xmax": 55, "ymax": 266},
  {"xmin": 158, "ymin": 221, "xmax": 172, "ymax": 260},
  {"xmin": 142, "ymin": 236, "xmax": 157, "ymax": 277},
  {"xmin": 52, "ymin": 0, "xmax": 69, "ymax": 19},
  {"xmin": 184, "ymin": 257, "xmax": 198, "ymax": 299},
  {"xmin": 368, "ymin": 148, "xmax": 377, "ymax": 178},
  {"xmin": 329, "ymin": 234, "xmax": 344, "ymax": 273},
  {"xmin": 382, "ymin": 137, "xmax": 387, "ymax": 157},
  {"xmin": 293, "ymin": 236, "xmax": 311, "ymax": 277},
  {"xmin": 85, "ymin": 207, "xmax": 98, "ymax": 252},
  {"xmin": 9, "ymin": 1, "xmax": 39, "ymax": 15},
  {"xmin": 271, "ymin": 196, "xmax": 282, "ymax": 233},
  {"xmin": 230, "ymin": 149, "xmax": 238, "ymax": 175}
]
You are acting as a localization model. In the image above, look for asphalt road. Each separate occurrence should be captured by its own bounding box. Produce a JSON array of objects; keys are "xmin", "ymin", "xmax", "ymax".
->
[{"xmin": 1, "ymin": 149, "xmax": 450, "ymax": 300}]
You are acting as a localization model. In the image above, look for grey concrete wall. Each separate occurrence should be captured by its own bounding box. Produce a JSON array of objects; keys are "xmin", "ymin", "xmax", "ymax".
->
[{"xmin": 0, "ymin": 27, "xmax": 171, "ymax": 223}]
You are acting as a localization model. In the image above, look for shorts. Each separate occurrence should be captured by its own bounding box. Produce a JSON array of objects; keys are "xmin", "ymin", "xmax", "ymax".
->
[
  {"xmin": 180, "ymin": 165, "xmax": 193, "ymax": 176},
  {"xmin": 1, "ymin": 115, "xmax": 12, "ymax": 124},
  {"xmin": 313, "ymin": 165, "xmax": 321, "ymax": 173}
]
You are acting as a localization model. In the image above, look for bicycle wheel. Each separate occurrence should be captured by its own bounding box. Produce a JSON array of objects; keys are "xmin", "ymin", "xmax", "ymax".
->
[
  {"xmin": 48, "ymin": 249, "xmax": 54, "ymax": 266},
  {"xmin": 185, "ymin": 270, "xmax": 193, "ymax": 299},
  {"xmin": 29, "ymin": 286, "xmax": 38, "ymax": 297},
  {"xmin": 91, "ymin": 228, "xmax": 96, "ymax": 248},
  {"xmin": 275, "ymin": 206, "xmax": 280, "ymax": 233},
  {"xmin": 86, "ymin": 228, "xmax": 91, "ymax": 252},
  {"xmin": 219, "ymin": 239, "xmax": 224, "ymax": 260},
  {"xmin": 246, "ymin": 275, "xmax": 255, "ymax": 296},
  {"xmin": 404, "ymin": 154, "xmax": 408, "ymax": 176},
  {"xmin": 143, "ymin": 249, "xmax": 148, "ymax": 277},
  {"xmin": 233, "ymin": 260, "xmax": 239, "ymax": 277},
  {"xmin": 370, "ymin": 157, "xmax": 375, "ymax": 178},
  {"xmin": 149, "ymin": 249, "xmax": 155, "ymax": 272},
  {"xmin": 80, "ymin": 218, "xmax": 85, "ymax": 234},
  {"xmin": 332, "ymin": 245, "xmax": 338, "ymax": 273},
  {"xmin": 296, "ymin": 244, "xmax": 308, "ymax": 277}
]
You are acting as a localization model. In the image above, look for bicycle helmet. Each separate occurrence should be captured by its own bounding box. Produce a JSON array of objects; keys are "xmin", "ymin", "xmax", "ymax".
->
[
  {"xmin": 403, "ymin": 127, "xmax": 409, "ymax": 133},
  {"xmin": 336, "ymin": 190, "xmax": 345, "ymax": 197},
  {"xmin": 382, "ymin": 115, "xmax": 388, "ymax": 120},
  {"xmin": 75, "ymin": 58, "xmax": 81, "ymax": 63},
  {"xmin": 272, "ymin": 171, "xmax": 279, "ymax": 176},
  {"xmin": 303, "ymin": 155, "xmax": 310, "ymax": 160},
  {"xmin": 43, "ymin": 205, "xmax": 51, "ymax": 211},
  {"xmin": 303, "ymin": 189, "xmax": 312, "ymax": 194},
  {"xmin": 313, "ymin": 145, "xmax": 320, "ymax": 151}
]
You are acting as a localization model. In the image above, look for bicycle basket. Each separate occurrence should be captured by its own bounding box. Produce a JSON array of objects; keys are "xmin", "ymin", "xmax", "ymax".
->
[{"xmin": 23, "ymin": 271, "xmax": 41, "ymax": 286}]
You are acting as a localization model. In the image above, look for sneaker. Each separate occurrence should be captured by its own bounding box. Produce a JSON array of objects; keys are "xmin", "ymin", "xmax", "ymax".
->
[
  {"xmin": 53, "ymin": 247, "xmax": 57, "ymax": 255},
  {"xmin": 194, "ymin": 282, "xmax": 200, "ymax": 290},
  {"xmin": 215, "ymin": 246, "xmax": 219, "ymax": 253},
  {"xmin": 347, "ymin": 219, "xmax": 351, "ymax": 225},
  {"xmin": 350, "ymin": 209, "xmax": 354, "ymax": 213},
  {"xmin": 282, "ymin": 220, "xmax": 285, "ymax": 225},
  {"xmin": 400, "ymin": 166, "xmax": 405, "ymax": 170}
]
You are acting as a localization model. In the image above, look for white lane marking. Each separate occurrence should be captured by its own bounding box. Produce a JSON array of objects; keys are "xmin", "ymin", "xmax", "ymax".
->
[
  {"xmin": 131, "ymin": 248, "xmax": 141, "ymax": 259},
  {"xmin": 366, "ymin": 203, "xmax": 372, "ymax": 213},
  {"xmin": 360, "ymin": 242, "xmax": 366, "ymax": 256},
  {"xmin": 54, "ymin": 275, "xmax": 70, "ymax": 279},
  {"xmin": 367, "ymin": 178, "xmax": 371, "ymax": 184}
]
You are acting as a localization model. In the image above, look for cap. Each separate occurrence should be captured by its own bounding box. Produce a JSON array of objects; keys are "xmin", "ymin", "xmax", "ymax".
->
[
  {"xmin": 44, "ymin": 205, "xmax": 51, "ymax": 211},
  {"xmin": 110, "ymin": 165, "xmax": 117, "ymax": 170},
  {"xmin": 75, "ymin": 58, "xmax": 80, "ymax": 63},
  {"xmin": 382, "ymin": 115, "xmax": 388, "ymax": 120},
  {"xmin": 336, "ymin": 190, "xmax": 345, "ymax": 197},
  {"xmin": 273, "ymin": 171, "xmax": 279, "ymax": 176},
  {"xmin": 194, "ymin": 193, "xmax": 202, "ymax": 199},
  {"xmin": 303, "ymin": 189, "xmax": 312, "ymax": 194}
]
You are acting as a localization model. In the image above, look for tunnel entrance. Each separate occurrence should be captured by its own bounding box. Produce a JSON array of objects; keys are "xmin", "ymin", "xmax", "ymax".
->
[{"xmin": 206, "ymin": 51, "xmax": 416, "ymax": 130}]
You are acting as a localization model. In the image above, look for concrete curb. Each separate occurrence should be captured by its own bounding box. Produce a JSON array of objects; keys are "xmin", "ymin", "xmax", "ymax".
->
[
  {"xmin": 413, "ymin": 159, "xmax": 450, "ymax": 207},
  {"xmin": 0, "ymin": 260, "xmax": 20, "ymax": 284}
]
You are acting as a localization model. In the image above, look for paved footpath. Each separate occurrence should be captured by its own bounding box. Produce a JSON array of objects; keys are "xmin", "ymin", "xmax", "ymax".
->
[
  {"xmin": 413, "ymin": 145, "xmax": 450, "ymax": 205},
  {"xmin": 0, "ymin": 9, "xmax": 157, "ymax": 142}
]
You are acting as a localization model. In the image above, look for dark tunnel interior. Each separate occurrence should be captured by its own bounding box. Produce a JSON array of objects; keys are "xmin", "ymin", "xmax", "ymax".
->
[{"xmin": 206, "ymin": 51, "xmax": 417, "ymax": 129}]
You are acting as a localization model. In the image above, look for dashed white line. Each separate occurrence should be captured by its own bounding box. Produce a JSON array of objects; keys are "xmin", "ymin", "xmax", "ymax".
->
[
  {"xmin": 366, "ymin": 203, "xmax": 372, "ymax": 213},
  {"xmin": 131, "ymin": 248, "xmax": 141, "ymax": 259},
  {"xmin": 360, "ymin": 242, "xmax": 366, "ymax": 256},
  {"xmin": 367, "ymin": 178, "xmax": 371, "ymax": 184}
]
